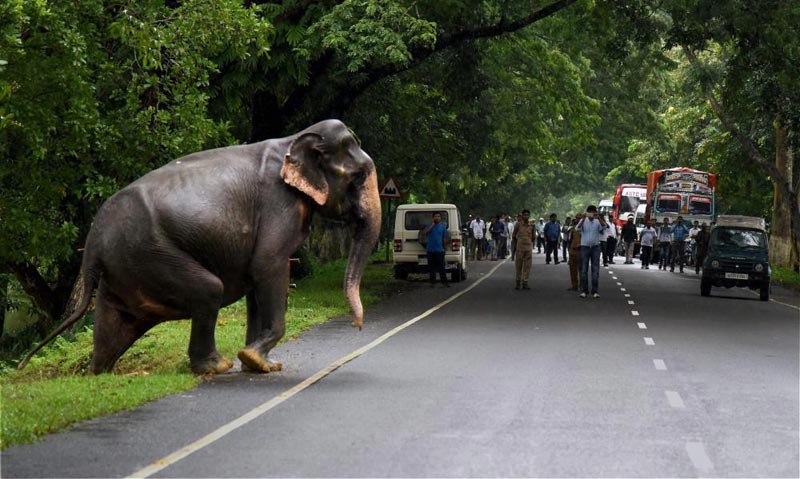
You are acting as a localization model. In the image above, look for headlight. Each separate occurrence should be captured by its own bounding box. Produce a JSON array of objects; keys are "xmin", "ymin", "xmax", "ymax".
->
[
  {"xmin": 711, "ymin": 260, "xmax": 719, "ymax": 268},
  {"xmin": 755, "ymin": 263, "xmax": 764, "ymax": 272}
]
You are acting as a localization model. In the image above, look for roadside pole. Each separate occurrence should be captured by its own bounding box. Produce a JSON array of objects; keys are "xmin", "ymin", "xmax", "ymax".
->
[{"xmin": 379, "ymin": 177, "xmax": 402, "ymax": 264}]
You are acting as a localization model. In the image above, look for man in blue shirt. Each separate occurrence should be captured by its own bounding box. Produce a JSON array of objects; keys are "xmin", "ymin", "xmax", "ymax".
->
[
  {"xmin": 543, "ymin": 213, "xmax": 562, "ymax": 264},
  {"xmin": 669, "ymin": 215, "xmax": 690, "ymax": 273},
  {"xmin": 424, "ymin": 212, "xmax": 450, "ymax": 287}
]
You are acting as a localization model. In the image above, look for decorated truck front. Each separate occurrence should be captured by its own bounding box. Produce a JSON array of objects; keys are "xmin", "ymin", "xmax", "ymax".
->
[{"xmin": 646, "ymin": 168, "xmax": 717, "ymax": 225}]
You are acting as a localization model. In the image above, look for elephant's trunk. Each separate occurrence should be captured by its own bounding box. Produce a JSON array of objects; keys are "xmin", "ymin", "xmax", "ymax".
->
[{"xmin": 344, "ymin": 169, "xmax": 381, "ymax": 330}]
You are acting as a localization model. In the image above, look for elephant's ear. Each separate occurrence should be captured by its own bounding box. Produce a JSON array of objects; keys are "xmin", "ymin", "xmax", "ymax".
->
[{"xmin": 281, "ymin": 132, "xmax": 329, "ymax": 206}]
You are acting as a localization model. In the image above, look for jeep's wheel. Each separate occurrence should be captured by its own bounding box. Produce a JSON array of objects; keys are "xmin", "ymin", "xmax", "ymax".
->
[
  {"xmin": 700, "ymin": 277, "xmax": 711, "ymax": 297},
  {"xmin": 759, "ymin": 281, "xmax": 770, "ymax": 301},
  {"xmin": 450, "ymin": 264, "xmax": 463, "ymax": 283},
  {"xmin": 460, "ymin": 267, "xmax": 467, "ymax": 281},
  {"xmin": 394, "ymin": 267, "xmax": 408, "ymax": 280}
]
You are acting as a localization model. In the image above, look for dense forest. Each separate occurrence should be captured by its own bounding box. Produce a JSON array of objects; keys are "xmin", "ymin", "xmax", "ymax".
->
[{"xmin": 1, "ymin": 0, "xmax": 798, "ymax": 344}]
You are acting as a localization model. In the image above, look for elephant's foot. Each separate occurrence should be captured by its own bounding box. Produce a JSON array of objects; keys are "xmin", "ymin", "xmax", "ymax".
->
[
  {"xmin": 237, "ymin": 348, "xmax": 282, "ymax": 373},
  {"xmin": 190, "ymin": 355, "xmax": 234, "ymax": 375}
]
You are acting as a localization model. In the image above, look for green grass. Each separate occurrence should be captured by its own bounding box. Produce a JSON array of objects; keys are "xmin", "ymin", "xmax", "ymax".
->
[
  {"xmin": 0, "ymin": 256, "xmax": 395, "ymax": 449},
  {"xmin": 772, "ymin": 266, "xmax": 800, "ymax": 289}
]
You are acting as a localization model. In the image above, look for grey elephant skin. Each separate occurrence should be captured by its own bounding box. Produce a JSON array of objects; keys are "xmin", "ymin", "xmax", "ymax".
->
[{"xmin": 20, "ymin": 120, "xmax": 382, "ymax": 375}]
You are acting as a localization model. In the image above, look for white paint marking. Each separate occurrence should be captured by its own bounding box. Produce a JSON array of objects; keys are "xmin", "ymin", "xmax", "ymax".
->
[
  {"xmin": 616, "ymin": 282, "xmax": 622, "ymax": 286},
  {"xmin": 612, "ymin": 276, "xmax": 618, "ymax": 280},
  {"xmin": 631, "ymin": 310, "xmax": 639, "ymax": 316},
  {"xmin": 127, "ymin": 260, "xmax": 508, "ymax": 478},
  {"xmin": 637, "ymin": 322, "xmax": 647, "ymax": 329},
  {"xmin": 620, "ymin": 288, "xmax": 627, "ymax": 292},
  {"xmin": 686, "ymin": 442, "xmax": 714, "ymax": 473},
  {"xmin": 665, "ymin": 390, "xmax": 685, "ymax": 408},
  {"xmin": 628, "ymin": 300, "xmax": 635, "ymax": 305},
  {"xmin": 608, "ymin": 271, "xmax": 614, "ymax": 274},
  {"xmin": 644, "ymin": 337, "xmax": 655, "ymax": 345},
  {"xmin": 624, "ymin": 294, "xmax": 631, "ymax": 298},
  {"xmin": 654, "ymin": 359, "xmax": 667, "ymax": 370}
]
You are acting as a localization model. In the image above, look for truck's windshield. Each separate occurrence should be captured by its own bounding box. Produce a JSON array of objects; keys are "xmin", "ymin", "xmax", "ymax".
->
[
  {"xmin": 711, "ymin": 228, "xmax": 767, "ymax": 250},
  {"xmin": 689, "ymin": 197, "xmax": 712, "ymax": 215},
  {"xmin": 656, "ymin": 196, "xmax": 681, "ymax": 213}
]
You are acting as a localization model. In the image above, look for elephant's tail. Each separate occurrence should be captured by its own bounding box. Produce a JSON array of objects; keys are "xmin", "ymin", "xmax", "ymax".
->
[{"xmin": 17, "ymin": 250, "xmax": 101, "ymax": 371}]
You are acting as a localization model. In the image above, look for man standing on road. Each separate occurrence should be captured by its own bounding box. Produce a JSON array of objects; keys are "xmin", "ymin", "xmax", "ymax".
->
[
  {"xmin": 670, "ymin": 215, "xmax": 690, "ymax": 273},
  {"xmin": 567, "ymin": 214, "xmax": 583, "ymax": 290},
  {"xmin": 423, "ymin": 212, "xmax": 449, "ymax": 287},
  {"xmin": 469, "ymin": 215, "xmax": 485, "ymax": 261},
  {"xmin": 689, "ymin": 220, "xmax": 701, "ymax": 264},
  {"xmin": 535, "ymin": 218, "xmax": 545, "ymax": 254},
  {"xmin": 639, "ymin": 220, "xmax": 657, "ymax": 269},
  {"xmin": 694, "ymin": 223, "xmax": 711, "ymax": 274},
  {"xmin": 544, "ymin": 213, "xmax": 561, "ymax": 265},
  {"xmin": 657, "ymin": 217, "xmax": 672, "ymax": 270},
  {"xmin": 512, "ymin": 209, "xmax": 535, "ymax": 290},
  {"xmin": 561, "ymin": 216, "xmax": 572, "ymax": 262},
  {"xmin": 576, "ymin": 205, "xmax": 607, "ymax": 298},
  {"xmin": 621, "ymin": 215, "xmax": 638, "ymax": 264}
]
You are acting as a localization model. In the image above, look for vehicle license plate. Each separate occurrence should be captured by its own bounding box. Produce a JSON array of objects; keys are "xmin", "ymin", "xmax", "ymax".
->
[
  {"xmin": 724, "ymin": 272, "xmax": 748, "ymax": 280},
  {"xmin": 419, "ymin": 258, "xmax": 428, "ymax": 266}
]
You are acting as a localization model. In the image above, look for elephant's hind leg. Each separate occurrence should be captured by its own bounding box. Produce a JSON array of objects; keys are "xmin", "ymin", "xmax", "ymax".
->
[{"xmin": 91, "ymin": 294, "xmax": 153, "ymax": 374}]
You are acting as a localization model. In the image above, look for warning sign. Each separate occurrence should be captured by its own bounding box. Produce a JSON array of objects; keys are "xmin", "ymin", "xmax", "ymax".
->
[{"xmin": 379, "ymin": 177, "xmax": 402, "ymax": 198}]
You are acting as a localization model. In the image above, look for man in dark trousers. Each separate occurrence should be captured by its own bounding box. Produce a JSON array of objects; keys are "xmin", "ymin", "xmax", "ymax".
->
[
  {"xmin": 423, "ymin": 212, "xmax": 449, "ymax": 287},
  {"xmin": 544, "ymin": 213, "xmax": 561, "ymax": 264},
  {"xmin": 621, "ymin": 214, "xmax": 638, "ymax": 264},
  {"xmin": 694, "ymin": 223, "xmax": 711, "ymax": 274}
]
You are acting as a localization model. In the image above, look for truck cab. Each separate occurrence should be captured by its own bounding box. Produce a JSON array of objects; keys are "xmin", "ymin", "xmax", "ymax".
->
[{"xmin": 700, "ymin": 215, "xmax": 770, "ymax": 301}]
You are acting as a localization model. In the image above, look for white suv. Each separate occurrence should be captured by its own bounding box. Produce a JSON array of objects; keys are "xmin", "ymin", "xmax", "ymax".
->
[{"xmin": 393, "ymin": 203, "xmax": 467, "ymax": 282}]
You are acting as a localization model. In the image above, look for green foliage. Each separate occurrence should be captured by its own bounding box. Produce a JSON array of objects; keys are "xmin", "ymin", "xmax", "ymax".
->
[{"xmin": 0, "ymin": 258, "xmax": 395, "ymax": 449}]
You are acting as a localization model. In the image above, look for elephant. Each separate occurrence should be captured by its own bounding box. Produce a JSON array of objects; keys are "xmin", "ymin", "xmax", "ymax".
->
[{"xmin": 19, "ymin": 119, "xmax": 381, "ymax": 375}]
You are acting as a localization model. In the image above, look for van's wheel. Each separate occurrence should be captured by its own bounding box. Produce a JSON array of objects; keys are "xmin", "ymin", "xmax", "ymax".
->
[
  {"xmin": 450, "ymin": 264, "xmax": 463, "ymax": 283},
  {"xmin": 394, "ymin": 267, "xmax": 408, "ymax": 280},
  {"xmin": 759, "ymin": 281, "xmax": 770, "ymax": 301},
  {"xmin": 700, "ymin": 277, "xmax": 711, "ymax": 297},
  {"xmin": 460, "ymin": 267, "xmax": 467, "ymax": 281}
]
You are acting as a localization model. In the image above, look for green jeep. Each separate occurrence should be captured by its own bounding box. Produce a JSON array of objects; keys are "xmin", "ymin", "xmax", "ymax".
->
[{"xmin": 701, "ymin": 215, "xmax": 770, "ymax": 301}]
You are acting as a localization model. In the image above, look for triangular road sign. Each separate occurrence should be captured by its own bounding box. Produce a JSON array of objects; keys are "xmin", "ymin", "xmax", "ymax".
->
[{"xmin": 380, "ymin": 177, "xmax": 402, "ymax": 198}]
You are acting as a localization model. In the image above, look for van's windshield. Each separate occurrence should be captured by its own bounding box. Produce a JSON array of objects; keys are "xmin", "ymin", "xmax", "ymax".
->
[
  {"xmin": 405, "ymin": 211, "xmax": 450, "ymax": 230},
  {"xmin": 711, "ymin": 228, "xmax": 767, "ymax": 250}
]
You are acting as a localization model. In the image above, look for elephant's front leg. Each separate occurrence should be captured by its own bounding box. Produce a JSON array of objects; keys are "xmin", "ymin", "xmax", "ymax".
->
[{"xmin": 238, "ymin": 266, "xmax": 289, "ymax": 373}]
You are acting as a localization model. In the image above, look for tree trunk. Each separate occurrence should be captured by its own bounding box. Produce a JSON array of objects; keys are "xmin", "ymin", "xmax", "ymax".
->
[
  {"xmin": 770, "ymin": 118, "xmax": 795, "ymax": 268},
  {"xmin": 8, "ymin": 261, "xmax": 75, "ymax": 337}
]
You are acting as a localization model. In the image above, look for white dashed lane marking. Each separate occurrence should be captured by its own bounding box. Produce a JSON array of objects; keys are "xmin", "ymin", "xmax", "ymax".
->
[
  {"xmin": 624, "ymin": 293, "xmax": 631, "ymax": 297},
  {"xmin": 631, "ymin": 311, "xmax": 639, "ymax": 316},
  {"xmin": 644, "ymin": 337, "xmax": 655, "ymax": 345},
  {"xmin": 686, "ymin": 442, "xmax": 715, "ymax": 473},
  {"xmin": 616, "ymin": 282, "xmax": 622, "ymax": 285},
  {"xmin": 653, "ymin": 359, "xmax": 667, "ymax": 370},
  {"xmin": 637, "ymin": 322, "xmax": 647, "ymax": 329},
  {"xmin": 665, "ymin": 390, "xmax": 685, "ymax": 408},
  {"xmin": 628, "ymin": 300, "xmax": 635, "ymax": 305},
  {"xmin": 620, "ymin": 288, "xmax": 626, "ymax": 292}
]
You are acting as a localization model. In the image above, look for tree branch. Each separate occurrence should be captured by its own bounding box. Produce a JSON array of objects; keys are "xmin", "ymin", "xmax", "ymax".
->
[{"xmin": 321, "ymin": 0, "xmax": 579, "ymax": 121}]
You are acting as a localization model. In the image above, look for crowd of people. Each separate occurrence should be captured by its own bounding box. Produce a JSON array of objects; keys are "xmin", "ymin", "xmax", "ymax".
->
[{"xmin": 461, "ymin": 206, "xmax": 712, "ymax": 297}]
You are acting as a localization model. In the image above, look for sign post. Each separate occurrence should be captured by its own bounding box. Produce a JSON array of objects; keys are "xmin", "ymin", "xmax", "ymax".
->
[{"xmin": 379, "ymin": 177, "xmax": 402, "ymax": 263}]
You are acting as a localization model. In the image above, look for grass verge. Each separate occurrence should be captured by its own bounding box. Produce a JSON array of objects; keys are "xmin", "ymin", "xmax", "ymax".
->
[
  {"xmin": 772, "ymin": 266, "xmax": 800, "ymax": 290},
  {"xmin": 0, "ymin": 256, "xmax": 395, "ymax": 449}
]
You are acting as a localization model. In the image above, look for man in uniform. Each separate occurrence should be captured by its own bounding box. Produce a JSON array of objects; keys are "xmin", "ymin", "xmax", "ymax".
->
[
  {"xmin": 512, "ymin": 209, "xmax": 535, "ymax": 290},
  {"xmin": 670, "ymin": 215, "xmax": 690, "ymax": 273}
]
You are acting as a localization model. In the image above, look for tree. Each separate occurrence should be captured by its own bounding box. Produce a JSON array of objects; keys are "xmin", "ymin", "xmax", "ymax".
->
[{"xmin": 0, "ymin": 0, "xmax": 272, "ymax": 332}]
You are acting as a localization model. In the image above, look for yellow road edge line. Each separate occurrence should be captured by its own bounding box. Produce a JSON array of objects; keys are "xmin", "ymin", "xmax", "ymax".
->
[{"xmin": 127, "ymin": 259, "xmax": 507, "ymax": 478}]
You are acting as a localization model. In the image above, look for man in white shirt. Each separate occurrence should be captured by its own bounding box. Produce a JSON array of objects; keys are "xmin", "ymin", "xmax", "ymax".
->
[
  {"xmin": 469, "ymin": 215, "xmax": 486, "ymax": 260},
  {"xmin": 688, "ymin": 220, "xmax": 701, "ymax": 264}
]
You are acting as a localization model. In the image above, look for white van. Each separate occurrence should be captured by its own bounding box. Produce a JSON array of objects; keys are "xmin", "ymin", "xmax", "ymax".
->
[{"xmin": 393, "ymin": 204, "xmax": 467, "ymax": 282}]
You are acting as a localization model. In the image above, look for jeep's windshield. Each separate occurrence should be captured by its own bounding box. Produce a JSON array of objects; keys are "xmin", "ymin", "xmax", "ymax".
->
[
  {"xmin": 711, "ymin": 228, "xmax": 767, "ymax": 250},
  {"xmin": 405, "ymin": 211, "xmax": 449, "ymax": 230}
]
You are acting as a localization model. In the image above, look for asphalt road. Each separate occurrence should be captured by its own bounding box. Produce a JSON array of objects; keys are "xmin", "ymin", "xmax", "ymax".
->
[{"xmin": 3, "ymin": 253, "xmax": 798, "ymax": 478}]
